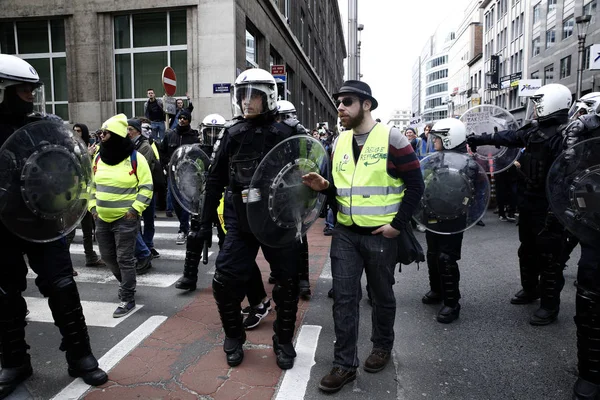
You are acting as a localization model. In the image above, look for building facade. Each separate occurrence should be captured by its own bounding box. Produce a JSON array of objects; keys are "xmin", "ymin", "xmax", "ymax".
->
[
  {"xmin": 386, "ymin": 109, "xmax": 412, "ymax": 130},
  {"xmin": 0, "ymin": 0, "xmax": 345, "ymax": 130},
  {"xmin": 528, "ymin": 0, "xmax": 600, "ymax": 97}
]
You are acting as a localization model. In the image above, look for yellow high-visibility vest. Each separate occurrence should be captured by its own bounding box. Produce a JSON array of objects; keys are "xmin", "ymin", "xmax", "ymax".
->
[{"xmin": 332, "ymin": 123, "xmax": 405, "ymax": 227}]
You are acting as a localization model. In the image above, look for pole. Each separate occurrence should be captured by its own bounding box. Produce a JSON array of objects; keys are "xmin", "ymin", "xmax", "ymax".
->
[
  {"xmin": 348, "ymin": 0, "xmax": 358, "ymax": 80},
  {"xmin": 576, "ymin": 35, "xmax": 586, "ymax": 100}
]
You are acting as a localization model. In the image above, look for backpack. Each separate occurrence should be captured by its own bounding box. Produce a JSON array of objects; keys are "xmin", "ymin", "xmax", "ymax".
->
[{"xmin": 93, "ymin": 150, "xmax": 138, "ymax": 182}]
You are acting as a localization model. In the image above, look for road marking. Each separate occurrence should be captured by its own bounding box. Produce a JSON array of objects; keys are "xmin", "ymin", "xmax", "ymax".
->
[
  {"xmin": 24, "ymin": 297, "xmax": 143, "ymax": 328},
  {"xmin": 319, "ymin": 257, "xmax": 332, "ymax": 280},
  {"xmin": 74, "ymin": 232, "xmax": 220, "ymax": 242},
  {"xmin": 51, "ymin": 315, "xmax": 168, "ymax": 400},
  {"xmin": 68, "ymin": 244, "xmax": 213, "ymax": 261},
  {"xmin": 275, "ymin": 325, "xmax": 322, "ymax": 400}
]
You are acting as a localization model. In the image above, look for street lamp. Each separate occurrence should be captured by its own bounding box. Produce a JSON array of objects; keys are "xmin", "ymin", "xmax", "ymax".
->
[
  {"xmin": 357, "ymin": 24, "xmax": 364, "ymax": 81},
  {"xmin": 575, "ymin": 15, "xmax": 592, "ymax": 99}
]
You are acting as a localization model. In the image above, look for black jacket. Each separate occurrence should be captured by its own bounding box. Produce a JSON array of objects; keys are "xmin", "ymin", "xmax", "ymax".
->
[{"xmin": 159, "ymin": 125, "xmax": 200, "ymax": 167}]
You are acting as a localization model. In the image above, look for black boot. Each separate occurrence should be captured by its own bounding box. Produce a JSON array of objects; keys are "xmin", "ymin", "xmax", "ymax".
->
[
  {"xmin": 299, "ymin": 280, "xmax": 311, "ymax": 300},
  {"xmin": 0, "ymin": 292, "xmax": 32, "ymax": 400},
  {"xmin": 437, "ymin": 254, "xmax": 461, "ymax": 324},
  {"xmin": 511, "ymin": 247, "xmax": 540, "ymax": 304},
  {"xmin": 272, "ymin": 277, "xmax": 299, "ymax": 370},
  {"xmin": 48, "ymin": 277, "xmax": 108, "ymax": 386},
  {"xmin": 176, "ymin": 218, "xmax": 203, "ymax": 291},
  {"xmin": 573, "ymin": 285, "xmax": 600, "ymax": 400},
  {"xmin": 423, "ymin": 251, "xmax": 442, "ymax": 304},
  {"xmin": 213, "ymin": 273, "xmax": 245, "ymax": 367},
  {"xmin": 530, "ymin": 255, "xmax": 565, "ymax": 325}
]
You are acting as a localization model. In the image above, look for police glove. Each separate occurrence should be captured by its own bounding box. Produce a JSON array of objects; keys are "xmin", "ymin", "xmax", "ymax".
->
[{"xmin": 466, "ymin": 133, "xmax": 493, "ymax": 152}]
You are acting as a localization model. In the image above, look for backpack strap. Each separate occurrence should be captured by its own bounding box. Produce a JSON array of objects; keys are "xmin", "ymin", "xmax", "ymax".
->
[{"xmin": 92, "ymin": 151, "xmax": 138, "ymax": 183}]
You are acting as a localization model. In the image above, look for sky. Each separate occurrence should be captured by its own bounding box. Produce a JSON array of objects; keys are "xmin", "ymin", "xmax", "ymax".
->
[{"xmin": 337, "ymin": 0, "xmax": 471, "ymax": 122}]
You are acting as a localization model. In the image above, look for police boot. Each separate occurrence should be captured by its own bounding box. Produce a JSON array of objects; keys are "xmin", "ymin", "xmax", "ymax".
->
[
  {"xmin": 422, "ymin": 251, "xmax": 442, "ymax": 304},
  {"xmin": 511, "ymin": 247, "xmax": 540, "ymax": 305},
  {"xmin": 48, "ymin": 277, "xmax": 108, "ymax": 386},
  {"xmin": 0, "ymin": 292, "xmax": 32, "ymax": 400},
  {"xmin": 272, "ymin": 278, "xmax": 299, "ymax": 370},
  {"xmin": 176, "ymin": 220, "xmax": 203, "ymax": 291},
  {"xmin": 437, "ymin": 254, "xmax": 461, "ymax": 324},
  {"xmin": 573, "ymin": 285, "xmax": 600, "ymax": 400},
  {"xmin": 213, "ymin": 273, "xmax": 245, "ymax": 367},
  {"xmin": 530, "ymin": 256, "xmax": 564, "ymax": 326}
]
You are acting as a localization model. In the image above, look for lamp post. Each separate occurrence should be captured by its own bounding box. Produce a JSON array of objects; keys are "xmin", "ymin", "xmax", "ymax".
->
[
  {"xmin": 575, "ymin": 15, "xmax": 592, "ymax": 99},
  {"xmin": 357, "ymin": 24, "xmax": 364, "ymax": 80}
]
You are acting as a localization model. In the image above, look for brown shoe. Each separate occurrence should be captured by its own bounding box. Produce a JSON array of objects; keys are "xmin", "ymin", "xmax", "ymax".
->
[
  {"xmin": 318, "ymin": 367, "xmax": 356, "ymax": 393},
  {"xmin": 364, "ymin": 348, "xmax": 391, "ymax": 373}
]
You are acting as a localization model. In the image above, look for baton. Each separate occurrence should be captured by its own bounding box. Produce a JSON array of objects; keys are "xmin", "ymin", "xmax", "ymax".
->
[{"xmin": 202, "ymin": 241, "xmax": 209, "ymax": 265}]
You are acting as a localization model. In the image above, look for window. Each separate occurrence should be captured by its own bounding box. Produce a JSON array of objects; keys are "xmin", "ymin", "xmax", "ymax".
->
[
  {"xmin": 562, "ymin": 16, "xmax": 574, "ymax": 39},
  {"xmin": 546, "ymin": 27, "xmax": 556, "ymax": 49},
  {"xmin": 114, "ymin": 11, "xmax": 188, "ymax": 117},
  {"xmin": 548, "ymin": 0, "xmax": 557, "ymax": 14},
  {"xmin": 583, "ymin": 0, "xmax": 597, "ymax": 24},
  {"xmin": 245, "ymin": 30, "xmax": 257, "ymax": 68},
  {"xmin": 531, "ymin": 70, "xmax": 540, "ymax": 79},
  {"xmin": 532, "ymin": 37, "xmax": 541, "ymax": 57},
  {"xmin": 533, "ymin": 3, "xmax": 541, "ymax": 24},
  {"xmin": 284, "ymin": 0, "xmax": 291, "ymax": 20},
  {"xmin": 0, "ymin": 20, "xmax": 68, "ymax": 120},
  {"xmin": 544, "ymin": 64, "xmax": 554, "ymax": 84},
  {"xmin": 425, "ymin": 83, "xmax": 448, "ymax": 96},
  {"xmin": 584, "ymin": 44, "xmax": 593, "ymax": 71},
  {"xmin": 560, "ymin": 56, "xmax": 571, "ymax": 79},
  {"xmin": 300, "ymin": 10, "xmax": 305, "ymax": 47}
]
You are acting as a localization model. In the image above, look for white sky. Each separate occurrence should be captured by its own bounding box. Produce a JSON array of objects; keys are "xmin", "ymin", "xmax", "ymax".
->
[{"xmin": 337, "ymin": 0, "xmax": 471, "ymax": 122}]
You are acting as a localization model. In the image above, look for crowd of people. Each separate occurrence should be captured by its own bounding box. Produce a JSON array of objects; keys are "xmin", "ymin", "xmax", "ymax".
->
[{"xmin": 1, "ymin": 50, "xmax": 600, "ymax": 400}]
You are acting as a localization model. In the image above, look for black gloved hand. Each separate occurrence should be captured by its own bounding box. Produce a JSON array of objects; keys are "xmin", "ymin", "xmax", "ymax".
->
[
  {"xmin": 198, "ymin": 223, "xmax": 213, "ymax": 248},
  {"xmin": 466, "ymin": 132, "xmax": 493, "ymax": 152}
]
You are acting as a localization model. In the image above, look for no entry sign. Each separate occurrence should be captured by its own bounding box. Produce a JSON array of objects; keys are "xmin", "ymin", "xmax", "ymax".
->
[{"xmin": 162, "ymin": 66, "xmax": 177, "ymax": 96}]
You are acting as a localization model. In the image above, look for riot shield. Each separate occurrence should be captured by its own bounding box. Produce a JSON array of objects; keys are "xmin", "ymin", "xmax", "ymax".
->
[
  {"xmin": 547, "ymin": 137, "xmax": 600, "ymax": 245},
  {"xmin": 460, "ymin": 105, "xmax": 521, "ymax": 174},
  {"xmin": 168, "ymin": 144, "xmax": 211, "ymax": 216},
  {"xmin": 0, "ymin": 121, "xmax": 93, "ymax": 242},
  {"xmin": 247, "ymin": 136, "xmax": 328, "ymax": 247},
  {"xmin": 413, "ymin": 152, "xmax": 490, "ymax": 235}
]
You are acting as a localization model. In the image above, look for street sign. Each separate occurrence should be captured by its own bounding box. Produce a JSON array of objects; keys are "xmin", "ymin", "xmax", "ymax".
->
[
  {"xmin": 273, "ymin": 74, "xmax": 286, "ymax": 82},
  {"xmin": 213, "ymin": 83, "xmax": 231, "ymax": 94},
  {"xmin": 271, "ymin": 64, "xmax": 286, "ymax": 75},
  {"xmin": 518, "ymin": 79, "xmax": 542, "ymax": 97},
  {"xmin": 162, "ymin": 66, "xmax": 177, "ymax": 96},
  {"xmin": 590, "ymin": 44, "xmax": 600, "ymax": 70},
  {"xmin": 163, "ymin": 96, "xmax": 177, "ymax": 115}
]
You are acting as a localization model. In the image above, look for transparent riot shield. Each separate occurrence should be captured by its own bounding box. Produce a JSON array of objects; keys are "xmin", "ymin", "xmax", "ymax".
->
[
  {"xmin": 413, "ymin": 152, "xmax": 490, "ymax": 235},
  {"xmin": 168, "ymin": 144, "xmax": 211, "ymax": 216},
  {"xmin": 460, "ymin": 105, "xmax": 521, "ymax": 174},
  {"xmin": 0, "ymin": 121, "xmax": 93, "ymax": 242},
  {"xmin": 247, "ymin": 136, "xmax": 329, "ymax": 247},
  {"xmin": 547, "ymin": 137, "xmax": 600, "ymax": 245}
]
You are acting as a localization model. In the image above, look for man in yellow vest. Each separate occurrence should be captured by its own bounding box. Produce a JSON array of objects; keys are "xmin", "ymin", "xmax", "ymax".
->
[{"xmin": 303, "ymin": 80, "xmax": 424, "ymax": 394}]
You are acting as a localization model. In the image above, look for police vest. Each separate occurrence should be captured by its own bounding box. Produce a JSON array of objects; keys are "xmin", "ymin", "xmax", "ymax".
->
[{"xmin": 332, "ymin": 124, "xmax": 405, "ymax": 227}]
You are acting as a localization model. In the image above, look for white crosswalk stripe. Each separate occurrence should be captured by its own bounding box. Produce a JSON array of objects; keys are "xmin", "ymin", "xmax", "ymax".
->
[
  {"xmin": 74, "ymin": 232, "xmax": 220, "ymax": 243},
  {"xmin": 69, "ymin": 244, "xmax": 215, "ymax": 261}
]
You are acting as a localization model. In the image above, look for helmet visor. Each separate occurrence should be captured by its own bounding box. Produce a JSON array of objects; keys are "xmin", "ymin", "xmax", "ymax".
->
[
  {"xmin": 201, "ymin": 126, "xmax": 221, "ymax": 147},
  {"xmin": 232, "ymin": 84, "xmax": 269, "ymax": 118},
  {"xmin": 32, "ymin": 83, "xmax": 46, "ymax": 116}
]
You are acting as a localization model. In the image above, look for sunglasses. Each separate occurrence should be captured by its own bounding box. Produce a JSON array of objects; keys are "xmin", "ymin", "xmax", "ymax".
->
[
  {"xmin": 179, "ymin": 116, "xmax": 189, "ymax": 120},
  {"xmin": 335, "ymin": 97, "xmax": 358, "ymax": 108},
  {"xmin": 98, "ymin": 130, "xmax": 109, "ymax": 136}
]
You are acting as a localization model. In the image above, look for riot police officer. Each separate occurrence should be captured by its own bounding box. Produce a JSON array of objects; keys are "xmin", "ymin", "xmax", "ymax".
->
[
  {"xmin": 558, "ymin": 104, "xmax": 600, "ymax": 399},
  {"xmin": 467, "ymin": 83, "xmax": 572, "ymax": 326},
  {"xmin": 0, "ymin": 54, "xmax": 107, "ymax": 398},
  {"xmin": 198, "ymin": 68, "xmax": 306, "ymax": 369},
  {"xmin": 174, "ymin": 113, "xmax": 227, "ymax": 291}
]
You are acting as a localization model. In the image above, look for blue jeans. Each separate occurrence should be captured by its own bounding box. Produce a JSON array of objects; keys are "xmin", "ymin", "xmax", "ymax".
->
[
  {"xmin": 168, "ymin": 179, "xmax": 190, "ymax": 234},
  {"xmin": 134, "ymin": 232, "xmax": 151, "ymax": 259},
  {"xmin": 150, "ymin": 121, "xmax": 166, "ymax": 143},
  {"xmin": 325, "ymin": 207, "xmax": 335, "ymax": 229},
  {"xmin": 330, "ymin": 225, "xmax": 398, "ymax": 371},
  {"xmin": 141, "ymin": 197, "xmax": 156, "ymax": 249}
]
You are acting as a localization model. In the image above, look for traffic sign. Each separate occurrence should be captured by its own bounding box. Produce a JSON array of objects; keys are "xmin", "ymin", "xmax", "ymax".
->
[
  {"xmin": 590, "ymin": 44, "xmax": 600, "ymax": 70},
  {"xmin": 273, "ymin": 74, "xmax": 286, "ymax": 82},
  {"xmin": 271, "ymin": 65, "xmax": 286, "ymax": 75},
  {"xmin": 213, "ymin": 83, "xmax": 231, "ymax": 94},
  {"xmin": 162, "ymin": 66, "xmax": 177, "ymax": 96}
]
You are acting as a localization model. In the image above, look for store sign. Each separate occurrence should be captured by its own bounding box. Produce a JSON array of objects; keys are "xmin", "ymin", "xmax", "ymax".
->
[{"xmin": 518, "ymin": 79, "xmax": 542, "ymax": 97}]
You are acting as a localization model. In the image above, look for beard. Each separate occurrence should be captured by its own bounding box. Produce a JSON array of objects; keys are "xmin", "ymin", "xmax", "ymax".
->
[{"xmin": 340, "ymin": 107, "xmax": 365, "ymax": 130}]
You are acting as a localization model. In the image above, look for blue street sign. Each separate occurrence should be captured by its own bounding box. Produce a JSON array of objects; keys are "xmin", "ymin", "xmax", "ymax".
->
[
  {"xmin": 213, "ymin": 83, "xmax": 231, "ymax": 94},
  {"xmin": 273, "ymin": 75, "xmax": 287, "ymax": 82}
]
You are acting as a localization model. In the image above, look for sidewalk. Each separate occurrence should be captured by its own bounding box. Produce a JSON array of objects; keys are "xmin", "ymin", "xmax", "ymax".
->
[{"xmin": 84, "ymin": 219, "xmax": 332, "ymax": 400}]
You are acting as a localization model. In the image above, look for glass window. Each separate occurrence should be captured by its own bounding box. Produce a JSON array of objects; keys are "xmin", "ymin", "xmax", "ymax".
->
[
  {"xmin": 533, "ymin": 3, "xmax": 541, "ymax": 24},
  {"xmin": 562, "ymin": 16, "xmax": 574, "ymax": 39},
  {"xmin": 548, "ymin": 0, "xmax": 557, "ymax": 14},
  {"xmin": 245, "ymin": 30, "xmax": 257, "ymax": 68},
  {"xmin": 114, "ymin": 16, "xmax": 130, "ymax": 49},
  {"xmin": 17, "ymin": 21, "xmax": 49, "ymax": 54},
  {"xmin": 50, "ymin": 20, "xmax": 65, "ymax": 52},
  {"xmin": 544, "ymin": 64, "xmax": 554, "ymax": 84},
  {"xmin": 115, "ymin": 54, "xmax": 132, "ymax": 99},
  {"xmin": 52, "ymin": 57, "xmax": 67, "ymax": 101},
  {"xmin": 546, "ymin": 27, "xmax": 556, "ymax": 49},
  {"xmin": 27, "ymin": 59, "xmax": 51, "ymax": 100},
  {"xmin": 560, "ymin": 56, "xmax": 571, "ymax": 79},
  {"xmin": 171, "ymin": 50, "xmax": 187, "ymax": 95},
  {"xmin": 584, "ymin": 44, "xmax": 592, "ymax": 70},
  {"xmin": 133, "ymin": 52, "xmax": 168, "ymax": 99},
  {"xmin": 0, "ymin": 22, "xmax": 16, "ymax": 54},
  {"xmin": 583, "ymin": 0, "xmax": 597, "ymax": 24},
  {"xmin": 532, "ymin": 37, "xmax": 541, "ymax": 57},
  {"xmin": 170, "ymin": 10, "xmax": 187, "ymax": 45},
  {"xmin": 531, "ymin": 70, "xmax": 540, "ymax": 79},
  {"xmin": 133, "ymin": 13, "xmax": 167, "ymax": 48}
]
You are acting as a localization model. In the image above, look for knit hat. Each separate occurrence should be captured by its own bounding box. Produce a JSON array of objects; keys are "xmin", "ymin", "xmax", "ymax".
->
[
  {"xmin": 101, "ymin": 113, "xmax": 128, "ymax": 138},
  {"xmin": 179, "ymin": 109, "xmax": 192, "ymax": 122},
  {"xmin": 127, "ymin": 118, "xmax": 142, "ymax": 134}
]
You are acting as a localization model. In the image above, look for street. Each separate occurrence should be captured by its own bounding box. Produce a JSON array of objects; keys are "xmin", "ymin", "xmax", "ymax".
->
[{"xmin": 7, "ymin": 212, "xmax": 579, "ymax": 400}]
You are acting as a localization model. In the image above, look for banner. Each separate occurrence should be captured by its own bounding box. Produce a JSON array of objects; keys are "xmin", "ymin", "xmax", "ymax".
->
[
  {"xmin": 518, "ymin": 79, "xmax": 542, "ymax": 97},
  {"xmin": 489, "ymin": 55, "xmax": 500, "ymax": 91}
]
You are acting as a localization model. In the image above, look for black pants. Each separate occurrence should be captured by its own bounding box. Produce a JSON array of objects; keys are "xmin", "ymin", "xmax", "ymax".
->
[
  {"xmin": 495, "ymin": 171, "xmax": 517, "ymax": 217},
  {"xmin": 425, "ymin": 230, "xmax": 463, "ymax": 306}
]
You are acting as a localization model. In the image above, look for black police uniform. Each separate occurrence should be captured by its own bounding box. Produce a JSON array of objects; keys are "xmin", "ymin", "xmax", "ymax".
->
[
  {"xmin": 422, "ymin": 142, "xmax": 477, "ymax": 323},
  {"xmin": 0, "ymin": 98, "xmax": 107, "ymax": 397},
  {"xmin": 561, "ymin": 113, "xmax": 600, "ymax": 399},
  {"xmin": 200, "ymin": 114, "xmax": 306, "ymax": 369},
  {"xmin": 468, "ymin": 112, "xmax": 568, "ymax": 324}
]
